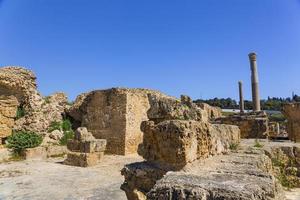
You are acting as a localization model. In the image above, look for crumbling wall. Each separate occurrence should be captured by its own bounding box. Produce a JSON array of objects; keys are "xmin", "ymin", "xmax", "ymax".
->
[
  {"xmin": 215, "ymin": 111, "xmax": 269, "ymax": 138},
  {"xmin": 195, "ymin": 102, "xmax": 222, "ymax": 120},
  {"xmin": 67, "ymin": 88, "xmax": 171, "ymax": 155},
  {"xmin": 0, "ymin": 66, "xmax": 68, "ymax": 139},
  {"xmin": 283, "ymin": 103, "xmax": 300, "ymax": 142},
  {"xmin": 0, "ymin": 95, "xmax": 19, "ymax": 143}
]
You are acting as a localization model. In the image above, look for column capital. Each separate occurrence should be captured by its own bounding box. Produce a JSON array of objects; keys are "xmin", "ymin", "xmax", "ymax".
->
[{"xmin": 248, "ymin": 52, "xmax": 257, "ymax": 61}]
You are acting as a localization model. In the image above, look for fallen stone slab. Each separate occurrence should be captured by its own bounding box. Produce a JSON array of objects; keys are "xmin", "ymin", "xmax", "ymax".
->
[{"xmin": 148, "ymin": 153, "xmax": 284, "ymax": 200}]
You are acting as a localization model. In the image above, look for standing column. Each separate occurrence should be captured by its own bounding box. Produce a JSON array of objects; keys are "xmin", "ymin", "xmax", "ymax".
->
[
  {"xmin": 248, "ymin": 52, "xmax": 261, "ymax": 112},
  {"xmin": 238, "ymin": 81, "xmax": 245, "ymax": 113}
]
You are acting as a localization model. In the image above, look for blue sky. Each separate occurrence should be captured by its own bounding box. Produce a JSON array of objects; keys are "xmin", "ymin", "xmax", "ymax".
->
[{"xmin": 0, "ymin": 0, "xmax": 300, "ymax": 101}]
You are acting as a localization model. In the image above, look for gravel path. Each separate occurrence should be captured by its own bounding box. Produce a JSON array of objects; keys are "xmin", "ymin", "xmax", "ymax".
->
[{"xmin": 0, "ymin": 155, "xmax": 142, "ymax": 200}]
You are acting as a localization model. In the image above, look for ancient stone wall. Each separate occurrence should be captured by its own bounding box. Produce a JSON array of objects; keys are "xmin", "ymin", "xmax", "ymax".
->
[
  {"xmin": 0, "ymin": 95, "xmax": 19, "ymax": 144},
  {"xmin": 283, "ymin": 103, "xmax": 300, "ymax": 142},
  {"xmin": 0, "ymin": 66, "xmax": 68, "ymax": 137},
  {"xmin": 215, "ymin": 111, "xmax": 269, "ymax": 138},
  {"xmin": 67, "ymin": 88, "xmax": 169, "ymax": 155}
]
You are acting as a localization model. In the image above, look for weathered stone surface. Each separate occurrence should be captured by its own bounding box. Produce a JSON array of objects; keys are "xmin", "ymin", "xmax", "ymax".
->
[
  {"xmin": 0, "ymin": 148, "xmax": 12, "ymax": 162},
  {"xmin": 64, "ymin": 127, "xmax": 106, "ymax": 167},
  {"xmin": 22, "ymin": 146, "xmax": 47, "ymax": 160},
  {"xmin": 67, "ymin": 88, "xmax": 170, "ymax": 155},
  {"xmin": 0, "ymin": 66, "xmax": 68, "ymax": 136},
  {"xmin": 147, "ymin": 94, "xmax": 208, "ymax": 123},
  {"xmin": 215, "ymin": 111, "xmax": 269, "ymax": 138},
  {"xmin": 0, "ymin": 95, "xmax": 19, "ymax": 142},
  {"xmin": 46, "ymin": 145, "xmax": 68, "ymax": 157},
  {"xmin": 195, "ymin": 102, "xmax": 222, "ymax": 120},
  {"xmin": 121, "ymin": 162, "xmax": 173, "ymax": 200},
  {"xmin": 64, "ymin": 152, "xmax": 104, "ymax": 167},
  {"xmin": 147, "ymin": 153, "xmax": 284, "ymax": 200},
  {"xmin": 138, "ymin": 120, "xmax": 240, "ymax": 169},
  {"xmin": 48, "ymin": 130, "xmax": 64, "ymax": 141},
  {"xmin": 283, "ymin": 103, "xmax": 300, "ymax": 142}
]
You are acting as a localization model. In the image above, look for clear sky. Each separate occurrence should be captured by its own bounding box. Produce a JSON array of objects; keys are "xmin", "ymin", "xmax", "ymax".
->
[{"xmin": 0, "ymin": 0, "xmax": 300, "ymax": 101}]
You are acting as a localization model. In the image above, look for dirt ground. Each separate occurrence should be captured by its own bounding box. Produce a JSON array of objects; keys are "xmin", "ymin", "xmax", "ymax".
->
[
  {"xmin": 0, "ymin": 141, "xmax": 300, "ymax": 200},
  {"xmin": 0, "ymin": 155, "xmax": 143, "ymax": 200}
]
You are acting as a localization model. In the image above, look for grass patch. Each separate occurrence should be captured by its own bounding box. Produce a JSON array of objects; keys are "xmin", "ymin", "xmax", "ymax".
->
[
  {"xmin": 253, "ymin": 139, "xmax": 264, "ymax": 148},
  {"xmin": 229, "ymin": 143, "xmax": 239, "ymax": 151}
]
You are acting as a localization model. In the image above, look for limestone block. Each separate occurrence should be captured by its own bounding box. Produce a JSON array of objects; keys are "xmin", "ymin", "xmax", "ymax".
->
[
  {"xmin": 80, "ymin": 139, "xmax": 107, "ymax": 153},
  {"xmin": 74, "ymin": 127, "xmax": 95, "ymax": 141},
  {"xmin": 22, "ymin": 146, "xmax": 47, "ymax": 160},
  {"xmin": 139, "ymin": 120, "xmax": 240, "ymax": 169},
  {"xmin": 147, "ymin": 94, "xmax": 207, "ymax": 123},
  {"xmin": 64, "ymin": 152, "xmax": 104, "ymax": 167},
  {"xmin": 46, "ymin": 145, "xmax": 68, "ymax": 157}
]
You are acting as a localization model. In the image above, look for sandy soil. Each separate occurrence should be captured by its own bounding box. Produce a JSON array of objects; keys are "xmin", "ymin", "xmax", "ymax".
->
[{"xmin": 0, "ymin": 155, "xmax": 143, "ymax": 200}]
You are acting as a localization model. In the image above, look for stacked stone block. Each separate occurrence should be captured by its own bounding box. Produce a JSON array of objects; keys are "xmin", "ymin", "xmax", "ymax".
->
[
  {"xmin": 64, "ymin": 127, "xmax": 106, "ymax": 167},
  {"xmin": 121, "ymin": 95, "xmax": 241, "ymax": 199},
  {"xmin": 0, "ymin": 95, "xmax": 19, "ymax": 144}
]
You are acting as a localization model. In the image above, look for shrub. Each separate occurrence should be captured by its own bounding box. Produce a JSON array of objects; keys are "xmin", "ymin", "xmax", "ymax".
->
[
  {"xmin": 48, "ymin": 121, "xmax": 62, "ymax": 132},
  {"xmin": 59, "ymin": 130, "xmax": 74, "ymax": 145},
  {"xmin": 16, "ymin": 106, "xmax": 26, "ymax": 119},
  {"xmin": 48, "ymin": 119, "xmax": 74, "ymax": 145},
  {"xmin": 61, "ymin": 119, "xmax": 72, "ymax": 132},
  {"xmin": 6, "ymin": 131, "xmax": 42, "ymax": 154}
]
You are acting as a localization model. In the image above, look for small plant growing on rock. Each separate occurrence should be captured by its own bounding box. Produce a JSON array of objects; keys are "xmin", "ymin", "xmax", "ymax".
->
[
  {"xmin": 48, "ymin": 119, "xmax": 74, "ymax": 145},
  {"xmin": 253, "ymin": 139, "xmax": 264, "ymax": 148},
  {"xmin": 16, "ymin": 106, "xmax": 26, "ymax": 119},
  {"xmin": 229, "ymin": 143, "xmax": 239, "ymax": 151},
  {"xmin": 6, "ymin": 131, "xmax": 42, "ymax": 155}
]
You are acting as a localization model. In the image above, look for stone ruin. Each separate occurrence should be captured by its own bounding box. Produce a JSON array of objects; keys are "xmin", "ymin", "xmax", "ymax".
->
[
  {"xmin": 0, "ymin": 95, "xmax": 19, "ymax": 144},
  {"xmin": 0, "ymin": 66, "xmax": 69, "ymax": 145},
  {"xmin": 64, "ymin": 127, "xmax": 106, "ymax": 167},
  {"xmin": 121, "ymin": 94, "xmax": 242, "ymax": 199},
  {"xmin": 283, "ymin": 103, "xmax": 300, "ymax": 142},
  {"xmin": 67, "ymin": 88, "xmax": 165, "ymax": 155},
  {"xmin": 215, "ymin": 111, "xmax": 269, "ymax": 138},
  {"xmin": 214, "ymin": 53, "xmax": 269, "ymax": 139}
]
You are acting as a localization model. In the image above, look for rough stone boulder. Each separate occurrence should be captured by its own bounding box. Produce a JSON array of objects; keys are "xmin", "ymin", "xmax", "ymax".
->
[
  {"xmin": 64, "ymin": 127, "xmax": 106, "ymax": 167},
  {"xmin": 0, "ymin": 66, "xmax": 68, "ymax": 136},
  {"xmin": 0, "ymin": 95, "xmax": 19, "ymax": 143},
  {"xmin": 215, "ymin": 111, "xmax": 269, "ymax": 139},
  {"xmin": 138, "ymin": 120, "xmax": 240, "ymax": 170},
  {"xmin": 147, "ymin": 95, "xmax": 208, "ymax": 123},
  {"xmin": 282, "ymin": 103, "xmax": 300, "ymax": 142},
  {"xmin": 147, "ymin": 153, "xmax": 284, "ymax": 200}
]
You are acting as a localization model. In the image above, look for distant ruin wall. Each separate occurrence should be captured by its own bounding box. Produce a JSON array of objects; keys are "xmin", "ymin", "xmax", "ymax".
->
[{"xmin": 283, "ymin": 103, "xmax": 300, "ymax": 142}]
